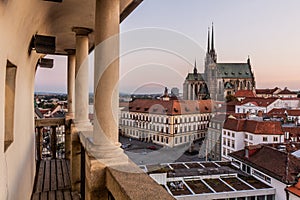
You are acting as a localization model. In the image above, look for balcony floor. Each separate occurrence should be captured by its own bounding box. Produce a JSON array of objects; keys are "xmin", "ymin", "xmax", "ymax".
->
[{"xmin": 31, "ymin": 159, "xmax": 80, "ymax": 200}]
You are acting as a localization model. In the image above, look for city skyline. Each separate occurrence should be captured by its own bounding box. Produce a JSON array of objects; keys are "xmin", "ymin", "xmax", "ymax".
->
[{"xmin": 35, "ymin": 0, "xmax": 300, "ymax": 93}]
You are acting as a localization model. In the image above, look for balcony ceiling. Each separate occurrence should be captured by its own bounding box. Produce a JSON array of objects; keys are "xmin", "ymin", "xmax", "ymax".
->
[{"xmin": 42, "ymin": 0, "xmax": 142, "ymax": 54}]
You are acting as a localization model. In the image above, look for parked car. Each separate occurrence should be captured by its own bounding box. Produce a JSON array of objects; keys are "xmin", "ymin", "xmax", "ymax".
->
[
  {"xmin": 147, "ymin": 146, "xmax": 157, "ymax": 150},
  {"xmin": 121, "ymin": 143, "xmax": 131, "ymax": 149}
]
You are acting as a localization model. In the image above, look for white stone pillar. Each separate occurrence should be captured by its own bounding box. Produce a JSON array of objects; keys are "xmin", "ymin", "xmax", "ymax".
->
[
  {"xmin": 65, "ymin": 49, "xmax": 76, "ymax": 117},
  {"xmin": 91, "ymin": 0, "xmax": 126, "ymax": 158},
  {"xmin": 72, "ymin": 27, "xmax": 92, "ymax": 128}
]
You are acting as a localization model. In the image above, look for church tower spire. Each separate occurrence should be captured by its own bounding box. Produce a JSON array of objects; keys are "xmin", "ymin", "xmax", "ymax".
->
[
  {"xmin": 211, "ymin": 22, "xmax": 215, "ymax": 52},
  {"xmin": 209, "ymin": 22, "xmax": 217, "ymax": 63},
  {"xmin": 193, "ymin": 59, "xmax": 197, "ymax": 74},
  {"xmin": 207, "ymin": 27, "xmax": 210, "ymax": 53}
]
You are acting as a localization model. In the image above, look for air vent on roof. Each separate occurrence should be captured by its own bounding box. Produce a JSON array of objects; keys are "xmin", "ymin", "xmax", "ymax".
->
[
  {"xmin": 174, "ymin": 108, "xmax": 178, "ymax": 113},
  {"xmin": 129, "ymin": 107, "xmax": 132, "ymax": 109},
  {"xmin": 136, "ymin": 107, "xmax": 140, "ymax": 110},
  {"xmin": 224, "ymin": 72, "xmax": 228, "ymax": 75},
  {"xmin": 231, "ymin": 72, "xmax": 235, "ymax": 75},
  {"xmin": 144, "ymin": 108, "xmax": 149, "ymax": 111},
  {"xmin": 239, "ymin": 72, "xmax": 242, "ymax": 75},
  {"xmin": 205, "ymin": 106, "xmax": 209, "ymax": 111},
  {"xmin": 246, "ymin": 72, "xmax": 249, "ymax": 75},
  {"xmin": 164, "ymin": 108, "xmax": 168, "ymax": 112}
]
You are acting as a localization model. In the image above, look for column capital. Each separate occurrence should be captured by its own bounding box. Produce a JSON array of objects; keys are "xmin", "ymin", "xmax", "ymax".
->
[
  {"xmin": 64, "ymin": 49, "xmax": 76, "ymax": 55},
  {"xmin": 72, "ymin": 27, "xmax": 93, "ymax": 36}
]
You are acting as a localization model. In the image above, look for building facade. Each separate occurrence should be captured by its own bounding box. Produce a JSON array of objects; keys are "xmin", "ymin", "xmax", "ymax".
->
[
  {"xmin": 222, "ymin": 117, "xmax": 284, "ymax": 160},
  {"xmin": 183, "ymin": 25, "xmax": 256, "ymax": 101},
  {"xmin": 205, "ymin": 114, "xmax": 226, "ymax": 161},
  {"xmin": 120, "ymin": 99, "xmax": 214, "ymax": 147}
]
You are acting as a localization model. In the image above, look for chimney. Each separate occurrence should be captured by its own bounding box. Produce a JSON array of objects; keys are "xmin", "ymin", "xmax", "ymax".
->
[
  {"xmin": 257, "ymin": 110, "xmax": 263, "ymax": 117},
  {"xmin": 246, "ymin": 111, "xmax": 250, "ymax": 119},
  {"xmin": 245, "ymin": 145, "xmax": 262, "ymax": 159}
]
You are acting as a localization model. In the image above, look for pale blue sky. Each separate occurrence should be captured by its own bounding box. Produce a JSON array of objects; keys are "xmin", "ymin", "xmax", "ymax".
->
[{"xmin": 35, "ymin": 0, "xmax": 300, "ymax": 93}]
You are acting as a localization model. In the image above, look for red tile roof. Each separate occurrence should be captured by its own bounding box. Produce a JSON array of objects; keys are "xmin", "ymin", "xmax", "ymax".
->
[
  {"xmin": 234, "ymin": 90, "xmax": 256, "ymax": 98},
  {"xmin": 255, "ymin": 87, "xmax": 279, "ymax": 95},
  {"xmin": 238, "ymin": 97, "xmax": 278, "ymax": 107},
  {"xmin": 286, "ymin": 178, "xmax": 300, "ymax": 197},
  {"xmin": 229, "ymin": 145, "xmax": 300, "ymax": 184},
  {"xmin": 125, "ymin": 99, "xmax": 214, "ymax": 115},
  {"xmin": 278, "ymin": 88, "xmax": 297, "ymax": 95},
  {"xmin": 282, "ymin": 126, "xmax": 300, "ymax": 137},
  {"xmin": 287, "ymin": 109, "xmax": 300, "ymax": 116},
  {"xmin": 223, "ymin": 118, "xmax": 283, "ymax": 135},
  {"xmin": 267, "ymin": 108, "xmax": 287, "ymax": 119}
]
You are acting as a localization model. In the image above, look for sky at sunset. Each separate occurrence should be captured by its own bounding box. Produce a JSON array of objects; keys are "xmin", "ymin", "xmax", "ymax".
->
[{"xmin": 35, "ymin": 0, "xmax": 300, "ymax": 94}]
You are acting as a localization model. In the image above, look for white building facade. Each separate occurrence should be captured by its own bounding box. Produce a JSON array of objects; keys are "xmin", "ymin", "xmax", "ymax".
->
[{"xmin": 120, "ymin": 99, "xmax": 214, "ymax": 147}]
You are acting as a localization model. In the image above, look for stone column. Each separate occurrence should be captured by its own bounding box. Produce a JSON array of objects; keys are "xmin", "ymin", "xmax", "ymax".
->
[
  {"xmin": 51, "ymin": 126, "xmax": 57, "ymax": 159},
  {"xmin": 72, "ymin": 27, "xmax": 92, "ymax": 128},
  {"xmin": 84, "ymin": 0, "xmax": 127, "ymax": 199},
  {"xmin": 93, "ymin": 0, "xmax": 121, "ymax": 146},
  {"xmin": 66, "ymin": 49, "xmax": 76, "ymax": 117}
]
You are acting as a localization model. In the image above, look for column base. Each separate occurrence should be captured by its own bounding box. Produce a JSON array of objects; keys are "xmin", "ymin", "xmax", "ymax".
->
[
  {"xmin": 74, "ymin": 120, "xmax": 92, "ymax": 131},
  {"xmin": 79, "ymin": 132, "xmax": 128, "ymax": 167},
  {"xmin": 87, "ymin": 138, "xmax": 128, "ymax": 166}
]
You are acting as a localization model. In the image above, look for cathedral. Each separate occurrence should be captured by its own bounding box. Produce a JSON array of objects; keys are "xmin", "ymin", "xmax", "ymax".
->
[{"xmin": 183, "ymin": 24, "xmax": 256, "ymax": 101}]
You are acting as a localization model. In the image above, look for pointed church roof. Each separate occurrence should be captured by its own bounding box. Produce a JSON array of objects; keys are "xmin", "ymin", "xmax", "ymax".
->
[
  {"xmin": 216, "ymin": 62, "xmax": 253, "ymax": 79},
  {"xmin": 185, "ymin": 73, "xmax": 205, "ymax": 81}
]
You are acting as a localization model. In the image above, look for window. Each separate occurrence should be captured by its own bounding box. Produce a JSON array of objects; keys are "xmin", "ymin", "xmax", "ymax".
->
[
  {"xmin": 263, "ymin": 137, "xmax": 268, "ymax": 142},
  {"xmin": 249, "ymin": 135, "xmax": 253, "ymax": 140},
  {"xmin": 273, "ymin": 137, "xmax": 278, "ymax": 142},
  {"xmin": 232, "ymin": 140, "xmax": 235, "ymax": 148},
  {"xmin": 223, "ymin": 131, "xmax": 226, "ymax": 135},
  {"xmin": 245, "ymin": 134, "xmax": 248, "ymax": 139},
  {"xmin": 223, "ymin": 148, "xmax": 226, "ymax": 155},
  {"xmin": 232, "ymin": 132, "xmax": 235, "ymax": 137},
  {"xmin": 5, "ymin": 61, "xmax": 17, "ymax": 152}
]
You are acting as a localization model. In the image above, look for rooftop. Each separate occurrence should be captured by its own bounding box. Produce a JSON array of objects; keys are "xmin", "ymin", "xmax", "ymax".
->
[
  {"xmin": 123, "ymin": 99, "xmax": 215, "ymax": 115},
  {"xmin": 234, "ymin": 90, "xmax": 256, "ymax": 98},
  {"xmin": 143, "ymin": 161, "xmax": 274, "ymax": 198},
  {"xmin": 223, "ymin": 118, "xmax": 283, "ymax": 135},
  {"xmin": 229, "ymin": 145, "xmax": 300, "ymax": 184}
]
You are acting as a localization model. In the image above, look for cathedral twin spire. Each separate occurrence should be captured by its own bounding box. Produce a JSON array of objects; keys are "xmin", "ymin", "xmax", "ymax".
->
[{"xmin": 207, "ymin": 23, "xmax": 217, "ymax": 63}]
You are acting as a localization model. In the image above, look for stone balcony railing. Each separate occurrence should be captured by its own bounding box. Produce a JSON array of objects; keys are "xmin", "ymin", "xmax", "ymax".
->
[{"xmin": 70, "ymin": 124, "xmax": 175, "ymax": 200}]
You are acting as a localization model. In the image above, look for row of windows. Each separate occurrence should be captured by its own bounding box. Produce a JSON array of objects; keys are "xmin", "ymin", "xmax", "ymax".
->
[
  {"xmin": 222, "ymin": 147, "xmax": 233, "ymax": 157},
  {"xmin": 232, "ymin": 159, "xmax": 272, "ymax": 185},
  {"xmin": 236, "ymin": 108, "xmax": 265, "ymax": 114},
  {"xmin": 223, "ymin": 138, "xmax": 235, "ymax": 149},
  {"xmin": 122, "ymin": 113, "xmax": 211, "ymax": 124},
  {"xmin": 223, "ymin": 131, "xmax": 235, "ymax": 138},
  {"xmin": 262, "ymin": 136, "xmax": 278, "ymax": 142},
  {"xmin": 245, "ymin": 134, "xmax": 253, "ymax": 140},
  {"xmin": 123, "ymin": 129, "xmax": 204, "ymax": 145},
  {"xmin": 252, "ymin": 169, "xmax": 271, "ymax": 184},
  {"xmin": 122, "ymin": 120, "xmax": 209, "ymax": 133}
]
